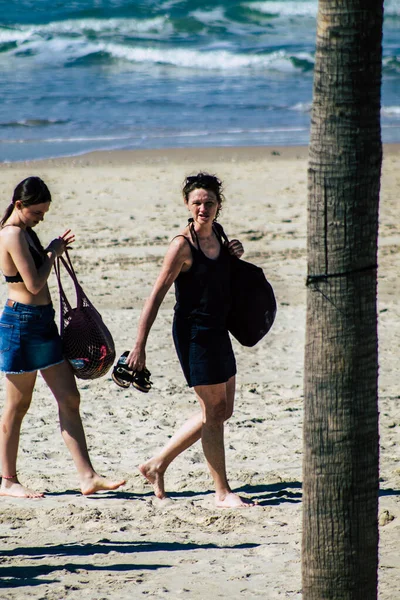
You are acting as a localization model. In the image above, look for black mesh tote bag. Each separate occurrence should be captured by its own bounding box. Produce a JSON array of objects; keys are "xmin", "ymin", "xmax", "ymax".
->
[{"xmin": 54, "ymin": 250, "xmax": 116, "ymax": 379}]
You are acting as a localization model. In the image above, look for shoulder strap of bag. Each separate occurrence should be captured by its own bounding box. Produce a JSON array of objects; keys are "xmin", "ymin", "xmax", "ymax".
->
[
  {"xmin": 54, "ymin": 250, "xmax": 85, "ymax": 314},
  {"xmin": 213, "ymin": 221, "xmax": 229, "ymax": 245},
  {"xmin": 60, "ymin": 249, "xmax": 78, "ymax": 280},
  {"xmin": 186, "ymin": 219, "xmax": 230, "ymax": 250},
  {"xmin": 53, "ymin": 254, "xmax": 70, "ymax": 315}
]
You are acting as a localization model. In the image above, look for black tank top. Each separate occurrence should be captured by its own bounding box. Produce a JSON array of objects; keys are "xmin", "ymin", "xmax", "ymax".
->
[{"xmin": 174, "ymin": 223, "xmax": 231, "ymax": 325}]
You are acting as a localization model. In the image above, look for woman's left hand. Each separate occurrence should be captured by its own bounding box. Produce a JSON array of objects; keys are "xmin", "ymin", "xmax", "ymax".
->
[
  {"xmin": 228, "ymin": 239, "xmax": 244, "ymax": 258},
  {"xmin": 47, "ymin": 229, "xmax": 75, "ymax": 258},
  {"xmin": 60, "ymin": 229, "xmax": 76, "ymax": 250}
]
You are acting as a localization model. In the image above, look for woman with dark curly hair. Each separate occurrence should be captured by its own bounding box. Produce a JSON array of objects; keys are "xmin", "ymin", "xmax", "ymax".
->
[{"xmin": 127, "ymin": 172, "xmax": 253, "ymax": 508}]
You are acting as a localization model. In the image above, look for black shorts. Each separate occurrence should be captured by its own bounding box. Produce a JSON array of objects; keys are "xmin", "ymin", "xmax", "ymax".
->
[{"xmin": 172, "ymin": 314, "xmax": 236, "ymax": 388}]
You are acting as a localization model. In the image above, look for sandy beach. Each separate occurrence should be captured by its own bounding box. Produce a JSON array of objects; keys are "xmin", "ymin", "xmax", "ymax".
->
[{"xmin": 0, "ymin": 145, "xmax": 399, "ymax": 599}]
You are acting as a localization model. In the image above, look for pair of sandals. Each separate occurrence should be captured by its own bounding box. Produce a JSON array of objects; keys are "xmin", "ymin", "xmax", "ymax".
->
[{"xmin": 111, "ymin": 351, "xmax": 152, "ymax": 393}]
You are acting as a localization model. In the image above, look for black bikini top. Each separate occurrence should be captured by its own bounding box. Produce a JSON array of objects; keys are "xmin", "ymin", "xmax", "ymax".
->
[{"xmin": 2, "ymin": 227, "xmax": 45, "ymax": 283}]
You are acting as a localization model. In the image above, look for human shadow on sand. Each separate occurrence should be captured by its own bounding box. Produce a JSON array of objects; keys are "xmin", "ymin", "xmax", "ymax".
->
[
  {"xmin": 43, "ymin": 485, "xmax": 399, "ymax": 502},
  {"xmin": 0, "ymin": 561, "xmax": 166, "ymax": 589},
  {"xmin": 43, "ymin": 489, "xmax": 212, "ymax": 501},
  {"xmin": 233, "ymin": 482, "xmax": 302, "ymax": 506},
  {"xmin": 0, "ymin": 539, "xmax": 258, "ymax": 589},
  {"xmin": 44, "ymin": 488, "xmax": 215, "ymax": 500},
  {"xmin": 230, "ymin": 482, "xmax": 399, "ymax": 507},
  {"xmin": 1, "ymin": 539, "xmax": 259, "ymax": 559},
  {"xmin": 145, "ymin": 482, "xmax": 303, "ymax": 506},
  {"xmin": 44, "ymin": 489, "xmax": 149, "ymax": 500},
  {"xmin": 48, "ymin": 483, "xmax": 302, "ymax": 504},
  {"xmin": 85, "ymin": 482, "xmax": 302, "ymax": 504},
  {"xmin": 379, "ymin": 488, "xmax": 400, "ymax": 497}
]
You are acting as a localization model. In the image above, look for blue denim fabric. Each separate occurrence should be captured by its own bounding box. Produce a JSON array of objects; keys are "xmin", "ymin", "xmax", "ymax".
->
[{"xmin": 0, "ymin": 301, "xmax": 64, "ymax": 374}]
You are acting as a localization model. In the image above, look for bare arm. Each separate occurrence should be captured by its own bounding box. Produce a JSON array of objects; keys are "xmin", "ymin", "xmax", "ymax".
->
[
  {"xmin": 127, "ymin": 237, "xmax": 191, "ymax": 371},
  {"xmin": 5, "ymin": 227, "xmax": 75, "ymax": 294}
]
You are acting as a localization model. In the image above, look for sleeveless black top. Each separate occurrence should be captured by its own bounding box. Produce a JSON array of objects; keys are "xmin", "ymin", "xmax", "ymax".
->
[{"xmin": 174, "ymin": 223, "xmax": 231, "ymax": 326}]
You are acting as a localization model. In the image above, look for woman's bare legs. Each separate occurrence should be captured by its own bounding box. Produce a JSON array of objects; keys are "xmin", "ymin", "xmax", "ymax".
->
[
  {"xmin": 0, "ymin": 372, "xmax": 44, "ymax": 498},
  {"xmin": 195, "ymin": 377, "xmax": 251, "ymax": 507},
  {"xmin": 40, "ymin": 360, "xmax": 125, "ymax": 495},
  {"xmin": 140, "ymin": 375, "xmax": 251, "ymax": 506},
  {"xmin": 139, "ymin": 411, "xmax": 203, "ymax": 498},
  {"xmin": 140, "ymin": 377, "xmax": 235, "ymax": 499}
]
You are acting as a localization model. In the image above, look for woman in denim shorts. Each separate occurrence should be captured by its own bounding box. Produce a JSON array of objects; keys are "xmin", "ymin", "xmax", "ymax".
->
[{"xmin": 0, "ymin": 177, "xmax": 125, "ymax": 498}]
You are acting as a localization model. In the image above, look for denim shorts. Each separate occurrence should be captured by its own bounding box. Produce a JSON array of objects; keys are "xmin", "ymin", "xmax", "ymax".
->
[
  {"xmin": 172, "ymin": 314, "xmax": 236, "ymax": 388},
  {"xmin": 0, "ymin": 301, "xmax": 64, "ymax": 374}
]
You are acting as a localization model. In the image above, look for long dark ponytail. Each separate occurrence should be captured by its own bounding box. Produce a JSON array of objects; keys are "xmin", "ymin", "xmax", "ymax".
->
[{"xmin": 1, "ymin": 176, "xmax": 52, "ymax": 251}]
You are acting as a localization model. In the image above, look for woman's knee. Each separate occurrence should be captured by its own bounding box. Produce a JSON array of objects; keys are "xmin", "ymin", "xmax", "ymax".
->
[
  {"xmin": 203, "ymin": 400, "xmax": 227, "ymax": 425},
  {"xmin": 4, "ymin": 396, "xmax": 32, "ymax": 420},
  {"xmin": 57, "ymin": 391, "xmax": 81, "ymax": 413},
  {"xmin": 224, "ymin": 404, "xmax": 234, "ymax": 421}
]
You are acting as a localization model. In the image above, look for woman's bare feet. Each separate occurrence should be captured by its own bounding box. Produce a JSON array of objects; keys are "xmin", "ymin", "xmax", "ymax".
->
[
  {"xmin": 139, "ymin": 461, "xmax": 166, "ymax": 499},
  {"xmin": 215, "ymin": 492, "xmax": 255, "ymax": 509},
  {"xmin": 0, "ymin": 478, "xmax": 44, "ymax": 499},
  {"xmin": 80, "ymin": 474, "xmax": 126, "ymax": 496}
]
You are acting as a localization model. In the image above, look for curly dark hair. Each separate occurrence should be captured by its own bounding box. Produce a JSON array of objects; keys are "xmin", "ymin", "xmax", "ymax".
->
[{"xmin": 182, "ymin": 172, "xmax": 225, "ymax": 220}]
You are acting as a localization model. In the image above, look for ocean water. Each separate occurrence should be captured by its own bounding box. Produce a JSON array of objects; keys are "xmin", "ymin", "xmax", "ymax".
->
[{"xmin": 1, "ymin": 0, "xmax": 399, "ymax": 162}]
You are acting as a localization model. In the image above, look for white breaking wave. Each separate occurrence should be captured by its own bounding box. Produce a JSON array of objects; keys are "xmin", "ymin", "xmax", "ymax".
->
[
  {"xmin": 1, "ymin": 134, "xmax": 135, "ymax": 144},
  {"xmin": 290, "ymin": 102, "xmax": 312, "ymax": 113},
  {"xmin": 384, "ymin": 0, "xmax": 400, "ymax": 17},
  {"xmin": 2, "ymin": 32, "xmax": 314, "ymax": 73},
  {"xmin": 381, "ymin": 106, "xmax": 400, "ymax": 117},
  {"xmin": 102, "ymin": 43, "xmax": 299, "ymax": 71},
  {"xmin": 247, "ymin": 0, "xmax": 400, "ymax": 18},
  {"xmin": 0, "ymin": 28, "xmax": 32, "ymax": 43},
  {"xmin": 245, "ymin": 1, "xmax": 318, "ymax": 18},
  {"xmin": 190, "ymin": 8, "xmax": 227, "ymax": 25},
  {"xmin": 8, "ymin": 37, "xmax": 101, "ymax": 65},
  {"xmin": 40, "ymin": 16, "xmax": 173, "ymax": 36},
  {"xmin": 0, "ymin": 16, "xmax": 173, "ymax": 44}
]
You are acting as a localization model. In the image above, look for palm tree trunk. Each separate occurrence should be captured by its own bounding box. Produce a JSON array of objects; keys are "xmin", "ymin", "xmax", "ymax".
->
[{"xmin": 302, "ymin": 1, "xmax": 383, "ymax": 598}]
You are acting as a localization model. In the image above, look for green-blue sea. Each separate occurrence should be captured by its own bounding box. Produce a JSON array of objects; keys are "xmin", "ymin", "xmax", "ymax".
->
[{"xmin": 1, "ymin": 0, "xmax": 399, "ymax": 162}]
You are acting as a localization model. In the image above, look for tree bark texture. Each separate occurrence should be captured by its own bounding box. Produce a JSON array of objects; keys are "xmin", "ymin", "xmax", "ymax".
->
[{"xmin": 303, "ymin": 1, "xmax": 383, "ymax": 599}]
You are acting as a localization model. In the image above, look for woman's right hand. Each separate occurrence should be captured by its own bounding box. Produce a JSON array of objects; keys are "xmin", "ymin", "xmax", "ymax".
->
[
  {"xmin": 48, "ymin": 229, "xmax": 75, "ymax": 257},
  {"xmin": 126, "ymin": 345, "xmax": 146, "ymax": 372}
]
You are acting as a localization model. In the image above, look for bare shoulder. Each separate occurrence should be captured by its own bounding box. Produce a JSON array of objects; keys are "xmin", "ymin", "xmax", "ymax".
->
[
  {"xmin": 160, "ymin": 232, "xmax": 192, "ymax": 273},
  {"xmin": 169, "ymin": 233, "xmax": 191, "ymax": 256},
  {"xmin": 0, "ymin": 224, "xmax": 21, "ymax": 236},
  {"xmin": 0, "ymin": 225, "xmax": 24, "ymax": 246}
]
